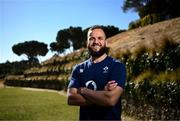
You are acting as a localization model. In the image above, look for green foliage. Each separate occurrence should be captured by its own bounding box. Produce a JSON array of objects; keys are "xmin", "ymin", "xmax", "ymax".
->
[
  {"xmin": 117, "ymin": 37, "xmax": 180, "ymax": 120},
  {"xmin": 122, "ymin": 0, "xmax": 143, "ymax": 13},
  {"xmin": 0, "ymin": 60, "xmax": 39, "ymax": 76},
  {"xmin": 124, "ymin": 0, "xmax": 180, "ymax": 29},
  {"xmin": 68, "ymin": 26, "xmax": 85, "ymax": 50},
  {"xmin": 122, "ymin": 39, "xmax": 180, "ymax": 78},
  {"xmin": 128, "ymin": 14, "xmax": 165, "ymax": 29},
  {"xmin": 102, "ymin": 25, "xmax": 124, "ymax": 38},
  {"xmin": 124, "ymin": 80, "xmax": 180, "ymax": 120},
  {"xmin": 141, "ymin": 14, "xmax": 152, "ymax": 26},
  {"xmin": 0, "ymin": 88, "xmax": 78, "ymax": 120},
  {"xmin": 5, "ymin": 79, "xmax": 66, "ymax": 90},
  {"xmin": 128, "ymin": 20, "xmax": 138, "ymax": 30},
  {"xmin": 4, "ymin": 49, "xmax": 89, "ymax": 91},
  {"xmin": 12, "ymin": 40, "xmax": 48, "ymax": 62},
  {"xmin": 122, "ymin": 0, "xmax": 179, "ymax": 19},
  {"xmin": 50, "ymin": 42, "xmax": 65, "ymax": 54}
]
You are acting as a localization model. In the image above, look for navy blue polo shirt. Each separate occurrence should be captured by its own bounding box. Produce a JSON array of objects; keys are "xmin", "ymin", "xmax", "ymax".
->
[{"xmin": 68, "ymin": 56, "xmax": 126, "ymax": 120}]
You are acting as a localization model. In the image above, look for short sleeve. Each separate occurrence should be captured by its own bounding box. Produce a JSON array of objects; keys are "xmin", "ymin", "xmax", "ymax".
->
[
  {"xmin": 68, "ymin": 65, "xmax": 80, "ymax": 89},
  {"xmin": 110, "ymin": 61, "xmax": 126, "ymax": 89}
]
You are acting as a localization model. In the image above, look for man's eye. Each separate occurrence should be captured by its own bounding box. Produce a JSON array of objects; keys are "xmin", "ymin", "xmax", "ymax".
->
[
  {"xmin": 98, "ymin": 37, "xmax": 103, "ymax": 40},
  {"xmin": 89, "ymin": 37, "xmax": 94, "ymax": 41}
]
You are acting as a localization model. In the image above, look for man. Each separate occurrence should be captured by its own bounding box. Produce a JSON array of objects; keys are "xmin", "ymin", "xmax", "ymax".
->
[{"xmin": 67, "ymin": 25, "xmax": 126, "ymax": 120}]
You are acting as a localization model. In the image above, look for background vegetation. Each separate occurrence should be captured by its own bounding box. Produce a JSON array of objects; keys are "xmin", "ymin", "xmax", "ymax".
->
[
  {"xmin": 122, "ymin": 0, "xmax": 179, "ymax": 29},
  {"xmin": 117, "ymin": 37, "xmax": 180, "ymax": 120},
  {"xmin": 12, "ymin": 40, "xmax": 48, "ymax": 63}
]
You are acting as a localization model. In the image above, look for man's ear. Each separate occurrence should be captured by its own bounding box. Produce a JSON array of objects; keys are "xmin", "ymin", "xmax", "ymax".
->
[{"xmin": 105, "ymin": 40, "xmax": 107, "ymax": 46}]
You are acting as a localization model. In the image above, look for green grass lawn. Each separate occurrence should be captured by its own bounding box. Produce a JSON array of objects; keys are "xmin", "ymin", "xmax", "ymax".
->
[{"xmin": 0, "ymin": 87, "xmax": 79, "ymax": 120}]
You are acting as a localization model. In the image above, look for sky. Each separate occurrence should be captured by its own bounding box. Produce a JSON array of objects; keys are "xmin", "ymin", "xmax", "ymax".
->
[{"xmin": 0, "ymin": 0, "xmax": 139, "ymax": 63}]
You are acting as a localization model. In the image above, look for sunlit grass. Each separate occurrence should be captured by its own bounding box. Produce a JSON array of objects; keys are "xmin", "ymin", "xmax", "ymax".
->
[
  {"xmin": 152, "ymin": 68, "xmax": 180, "ymax": 84},
  {"xmin": 0, "ymin": 87, "xmax": 79, "ymax": 120},
  {"xmin": 133, "ymin": 68, "xmax": 180, "ymax": 85},
  {"xmin": 133, "ymin": 70, "xmax": 153, "ymax": 84}
]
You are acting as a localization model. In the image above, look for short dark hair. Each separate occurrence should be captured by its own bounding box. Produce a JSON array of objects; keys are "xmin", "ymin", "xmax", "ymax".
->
[
  {"xmin": 89, "ymin": 25, "xmax": 104, "ymax": 31},
  {"xmin": 88, "ymin": 25, "xmax": 106, "ymax": 38}
]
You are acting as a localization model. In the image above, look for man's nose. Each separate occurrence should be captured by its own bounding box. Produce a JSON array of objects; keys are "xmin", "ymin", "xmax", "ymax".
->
[{"xmin": 93, "ymin": 38, "xmax": 99, "ymax": 43}]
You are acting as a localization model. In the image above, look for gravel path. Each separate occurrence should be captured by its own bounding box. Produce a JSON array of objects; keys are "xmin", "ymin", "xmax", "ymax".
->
[{"xmin": 0, "ymin": 80, "xmax": 5, "ymax": 88}]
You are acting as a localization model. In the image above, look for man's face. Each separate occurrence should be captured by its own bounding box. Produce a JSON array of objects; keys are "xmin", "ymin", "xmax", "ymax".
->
[{"xmin": 87, "ymin": 28, "xmax": 107, "ymax": 57}]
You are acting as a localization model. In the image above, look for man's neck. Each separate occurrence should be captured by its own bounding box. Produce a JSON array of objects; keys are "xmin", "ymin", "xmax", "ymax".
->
[{"xmin": 91, "ymin": 54, "xmax": 107, "ymax": 63}]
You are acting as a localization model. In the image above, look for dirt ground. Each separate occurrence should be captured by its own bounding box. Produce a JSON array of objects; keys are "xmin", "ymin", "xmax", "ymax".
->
[{"xmin": 0, "ymin": 80, "xmax": 5, "ymax": 88}]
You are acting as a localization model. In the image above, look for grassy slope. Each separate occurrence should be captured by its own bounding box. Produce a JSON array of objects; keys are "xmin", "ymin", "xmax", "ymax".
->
[
  {"xmin": 0, "ymin": 87, "xmax": 79, "ymax": 120},
  {"xmin": 107, "ymin": 17, "xmax": 180, "ymax": 55}
]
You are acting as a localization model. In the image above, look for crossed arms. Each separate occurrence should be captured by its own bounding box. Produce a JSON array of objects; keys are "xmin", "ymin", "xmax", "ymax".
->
[{"xmin": 67, "ymin": 80, "xmax": 123, "ymax": 107}]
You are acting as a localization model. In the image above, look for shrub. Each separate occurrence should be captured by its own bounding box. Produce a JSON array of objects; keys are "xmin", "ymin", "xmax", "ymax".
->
[{"xmin": 123, "ymin": 80, "xmax": 180, "ymax": 120}]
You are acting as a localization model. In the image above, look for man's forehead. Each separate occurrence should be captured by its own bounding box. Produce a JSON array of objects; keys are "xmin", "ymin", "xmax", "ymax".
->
[{"xmin": 88, "ymin": 29, "xmax": 105, "ymax": 36}]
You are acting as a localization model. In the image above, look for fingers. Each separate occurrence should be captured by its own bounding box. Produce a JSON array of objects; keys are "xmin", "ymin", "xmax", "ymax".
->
[
  {"xmin": 107, "ymin": 80, "xmax": 116, "ymax": 84},
  {"xmin": 78, "ymin": 87, "xmax": 86, "ymax": 94},
  {"xmin": 109, "ymin": 82, "xmax": 118, "ymax": 87},
  {"xmin": 107, "ymin": 80, "xmax": 118, "ymax": 91},
  {"xmin": 108, "ymin": 80, "xmax": 117, "ymax": 87}
]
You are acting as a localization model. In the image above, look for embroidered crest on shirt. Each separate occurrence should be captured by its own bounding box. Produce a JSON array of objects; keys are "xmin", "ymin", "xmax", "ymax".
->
[{"xmin": 103, "ymin": 66, "xmax": 109, "ymax": 73}]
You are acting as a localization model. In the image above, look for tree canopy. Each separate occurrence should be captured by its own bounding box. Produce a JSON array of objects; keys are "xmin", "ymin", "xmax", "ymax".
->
[
  {"xmin": 12, "ymin": 40, "xmax": 48, "ymax": 62},
  {"xmin": 50, "ymin": 25, "xmax": 124, "ymax": 54},
  {"xmin": 122, "ymin": 0, "xmax": 179, "ymax": 19}
]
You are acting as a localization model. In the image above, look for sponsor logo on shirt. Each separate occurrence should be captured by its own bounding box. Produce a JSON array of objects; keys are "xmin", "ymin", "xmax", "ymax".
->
[{"xmin": 85, "ymin": 80, "xmax": 97, "ymax": 90}]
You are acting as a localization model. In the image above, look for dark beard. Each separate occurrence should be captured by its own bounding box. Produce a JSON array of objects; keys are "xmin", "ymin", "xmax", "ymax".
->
[{"xmin": 88, "ymin": 46, "xmax": 109, "ymax": 57}]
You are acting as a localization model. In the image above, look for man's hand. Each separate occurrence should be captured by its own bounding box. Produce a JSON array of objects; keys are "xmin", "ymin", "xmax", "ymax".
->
[
  {"xmin": 67, "ymin": 88, "xmax": 92, "ymax": 106},
  {"xmin": 78, "ymin": 87, "xmax": 86, "ymax": 94},
  {"xmin": 104, "ymin": 80, "xmax": 118, "ymax": 91}
]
